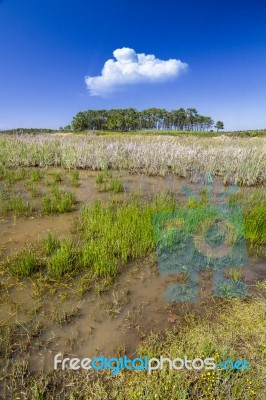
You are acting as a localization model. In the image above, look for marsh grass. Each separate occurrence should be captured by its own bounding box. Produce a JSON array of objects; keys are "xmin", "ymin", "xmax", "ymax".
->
[
  {"xmin": 0, "ymin": 134, "xmax": 265, "ymax": 185},
  {"xmin": 7, "ymin": 249, "xmax": 42, "ymax": 277},
  {"xmin": 1, "ymin": 194, "xmax": 178, "ymax": 279},
  {"xmin": 96, "ymin": 172, "xmax": 124, "ymax": 193},
  {"xmin": 43, "ymin": 233, "xmax": 60, "ymax": 256},
  {"xmin": 47, "ymin": 239, "xmax": 77, "ymax": 278},
  {"xmin": 2, "ymin": 191, "xmax": 264, "ymax": 280},
  {"xmin": 229, "ymin": 190, "xmax": 266, "ymax": 252},
  {"xmin": 70, "ymin": 169, "xmax": 80, "ymax": 187},
  {"xmin": 2, "ymin": 235, "xmax": 78, "ymax": 278},
  {"xmin": 52, "ymin": 172, "xmax": 63, "ymax": 183},
  {"xmin": 95, "ymin": 170, "xmax": 113, "ymax": 183},
  {"xmin": 108, "ymin": 178, "xmax": 124, "ymax": 193},
  {"xmin": 79, "ymin": 194, "xmax": 177, "ymax": 277},
  {"xmin": 41, "ymin": 187, "xmax": 75, "ymax": 214},
  {"xmin": 0, "ymin": 167, "xmax": 28, "ymax": 186},
  {"xmin": 26, "ymin": 182, "xmax": 40, "ymax": 198},
  {"xmin": 244, "ymin": 198, "xmax": 266, "ymax": 247},
  {"xmin": 0, "ymin": 191, "xmax": 31, "ymax": 215},
  {"xmin": 44, "ymin": 171, "xmax": 63, "ymax": 186},
  {"xmin": 228, "ymin": 267, "xmax": 244, "ymax": 281},
  {"xmin": 30, "ymin": 169, "xmax": 43, "ymax": 182},
  {"xmin": 96, "ymin": 171, "xmax": 107, "ymax": 183},
  {"xmin": 96, "ymin": 179, "xmax": 124, "ymax": 193}
]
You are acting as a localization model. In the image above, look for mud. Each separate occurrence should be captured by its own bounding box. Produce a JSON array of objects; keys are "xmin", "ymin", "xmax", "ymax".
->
[
  {"xmin": 0, "ymin": 253, "xmax": 264, "ymax": 373},
  {"xmin": 0, "ymin": 171, "xmax": 265, "ymax": 374}
]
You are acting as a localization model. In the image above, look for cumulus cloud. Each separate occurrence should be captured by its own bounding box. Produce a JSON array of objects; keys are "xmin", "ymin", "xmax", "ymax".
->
[{"xmin": 85, "ymin": 47, "xmax": 188, "ymax": 96}]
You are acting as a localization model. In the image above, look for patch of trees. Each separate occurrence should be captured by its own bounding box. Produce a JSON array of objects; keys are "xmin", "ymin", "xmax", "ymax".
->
[
  {"xmin": 58, "ymin": 125, "xmax": 72, "ymax": 132},
  {"xmin": 72, "ymin": 108, "xmax": 223, "ymax": 132},
  {"xmin": 0, "ymin": 128, "xmax": 58, "ymax": 135}
]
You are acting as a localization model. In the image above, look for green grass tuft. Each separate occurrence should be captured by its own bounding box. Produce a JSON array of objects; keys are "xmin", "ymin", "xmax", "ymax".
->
[
  {"xmin": 47, "ymin": 239, "xmax": 77, "ymax": 277},
  {"xmin": 8, "ymin": 250, "xmax": 41, "ymax": 277},
  {"xmin": 41, "ymin": 187, "xmax": 75, "ymax": 214},
  {"xmin": 79, "ymin": 194, "xmax": 177, "ymax": 277},
  {"xmin": 26, "ymin": 181, "xmax": 40, "ymax": 198},
  {"xmin": 0, "ymin": 192, "xmax": 31, "ymax": 215},
  {"xmin": 52, "ymin": 172, "xmax": 63, "ymax": 183},
  {"xmin": 43, "ymin": 233, "xmax": 60, "ymax": 256},
  {"xmin": 0, "ymin": 168, "xmax": 27, "ymax": 185},
  {"xmin": 108, "ymin": 178, "xmax": 124, "ymax": 193},
  {"xmin": 70, "ymin": 169, "xmax": 80, "ymax": 187},
  {"xmin": 30, "ymin": 169, "xmax": 43, "ymax": 182}
]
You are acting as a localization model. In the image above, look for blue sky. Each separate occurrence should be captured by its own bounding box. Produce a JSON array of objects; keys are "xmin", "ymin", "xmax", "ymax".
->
[{"xmin": 0, "ymin": 0, "xmax": 266, "ymax": 130}]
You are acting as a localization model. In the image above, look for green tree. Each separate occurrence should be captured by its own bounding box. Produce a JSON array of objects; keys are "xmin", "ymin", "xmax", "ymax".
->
[
  {"xmin": 71, "ymin": 108, "xmax": 219, "ymax": 133},
  {"xmin": 215, "ymin": 121, "xmax": 224, "ymax": 131},
  {"xmin": 72, "ymin": 112, "xmax": 88, "ymax": 132}
]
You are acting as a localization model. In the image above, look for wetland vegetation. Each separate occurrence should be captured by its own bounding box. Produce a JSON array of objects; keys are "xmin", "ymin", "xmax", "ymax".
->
[{"xmin": 0, "ymin": 132, "xmax": 265, "ymax": 399}]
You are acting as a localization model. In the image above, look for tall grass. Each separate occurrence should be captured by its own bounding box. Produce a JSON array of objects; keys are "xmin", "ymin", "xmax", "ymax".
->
[{"xmin": 0, "ymin": 134, "xmax": 265, "ymax": 185}]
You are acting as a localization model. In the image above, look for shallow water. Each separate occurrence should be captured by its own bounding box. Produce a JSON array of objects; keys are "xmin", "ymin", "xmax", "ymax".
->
[{"xmin": 0, "ymin": 171, "xmax": 265, "ymax": 373}]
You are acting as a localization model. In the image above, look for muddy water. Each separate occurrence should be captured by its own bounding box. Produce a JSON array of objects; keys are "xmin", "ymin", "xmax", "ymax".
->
[
  {"xmin": 0, "ymin": 171, "xmax": 265, "ymax": 373},
  {"xmin": 1, "ymin": 253, "xmax": 265, "ymax": 373},
  {"xmin": 73, "ymin": 170, "xmax": 237, "ymax": 204},
  {"xmin": 0, "ymin": 213, "xmax": 76, "ymax": 260},
  {"xmin": 0, "ymin": 171, "xmax": 232, "ymax": 259}
]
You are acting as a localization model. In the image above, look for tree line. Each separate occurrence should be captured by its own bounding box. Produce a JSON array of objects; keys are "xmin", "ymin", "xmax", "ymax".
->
[
  {"xmin": 0, "ymin": 128, "xmax": 57, "ymax": 135},
  {"xmin": 72, "ymin": 108, "xmax": 224, "ymax": 132}
]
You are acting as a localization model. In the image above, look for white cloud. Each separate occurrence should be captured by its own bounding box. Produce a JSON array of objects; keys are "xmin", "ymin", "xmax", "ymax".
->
[{"xmin": 85, "ymin": 47, "xmax": 188, "ymax": 96}]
